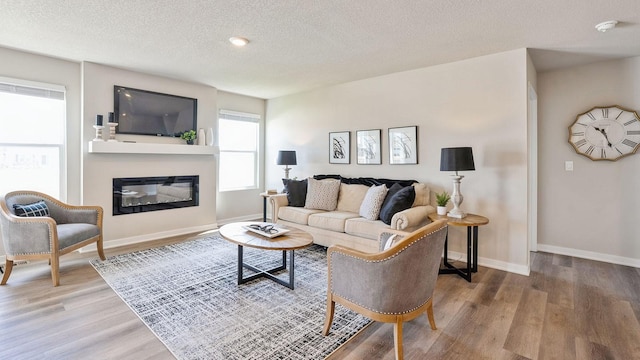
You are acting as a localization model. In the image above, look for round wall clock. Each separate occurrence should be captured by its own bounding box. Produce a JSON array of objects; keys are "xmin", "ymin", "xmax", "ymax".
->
[{"xmin": 568, "ymin": 105, "xmax": 640, "ymax": 161}]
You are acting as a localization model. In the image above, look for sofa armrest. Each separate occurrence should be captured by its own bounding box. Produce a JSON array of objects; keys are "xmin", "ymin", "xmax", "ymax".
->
[
  {"xmin": 268, "ymin": 194, "xmax": 289, "ymax": 223},
  {"xmin": 390, "ymin": 205, "xmax": 434, "ymax": 230}
]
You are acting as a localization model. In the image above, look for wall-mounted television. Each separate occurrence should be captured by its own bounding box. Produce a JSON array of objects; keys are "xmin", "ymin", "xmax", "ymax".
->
[{"xmin": 114, "ymin": 85, "xmax": 197, "ymax": 137}]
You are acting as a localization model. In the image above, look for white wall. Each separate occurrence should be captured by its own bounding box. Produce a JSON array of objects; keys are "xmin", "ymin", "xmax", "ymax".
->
[
  {"xmin": 216, "ymin": 91, "xmax": 266, "ymax": 222},
  {"xmin": 0, "ymin": 47, "xmax": 82, "ymax": 203},
  {"xmin": 538, "ymin": 57, "xmax": 640, "ymax": 266},
  {"xmin": 81, "ymin": 62, "xmax": 218, "ymax": 245},
  {"xmin": 266, "ymin": 49, "xmax": 531, "ymax": 274}
]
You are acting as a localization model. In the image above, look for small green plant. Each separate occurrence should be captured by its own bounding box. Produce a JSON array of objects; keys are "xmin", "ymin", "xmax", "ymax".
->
[
  {"xmin": 179, "ymin": 130, "xmax": 197, "ymax": 141},
  {"xmin": 435, "ymin": 191, "xmax": 451, "ymax": 207}
]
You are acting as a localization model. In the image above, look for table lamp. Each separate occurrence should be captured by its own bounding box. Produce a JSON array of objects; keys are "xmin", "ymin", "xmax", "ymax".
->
[
  {"xmin": 277, "ymin": 150, "xmax": 297, "ymax": 179},
  {"xmin": 440, "ymin": 147, "xmax": 475, "ymax": 218}
]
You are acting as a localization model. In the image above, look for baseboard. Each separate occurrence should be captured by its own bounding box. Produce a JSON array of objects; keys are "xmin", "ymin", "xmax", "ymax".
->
[
  {"xmin": 79, "ymin": 223, "xmax": 219, "ymax": 254},
  {"xmin": 217, "ymin": 213, "xmax": 263, "ymax": 226},
  {"xmin": 446, "ymin": 250, "xmax": 530, "ymax": 276},
  {"xmin": 536, "ymin": 244, "xmax": 640, "ymax": 268}
]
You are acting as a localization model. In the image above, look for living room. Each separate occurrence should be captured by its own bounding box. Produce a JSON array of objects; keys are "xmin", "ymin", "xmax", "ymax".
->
[{"xmin": 1, "ymin": 1, "xmax": 639, "ymax": 359}]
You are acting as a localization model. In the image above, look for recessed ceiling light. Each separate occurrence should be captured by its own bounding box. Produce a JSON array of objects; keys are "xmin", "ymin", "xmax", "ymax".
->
[
  {"xmin": 229, "ymin": 37, "xmax": 249, "ymax": 47},
  {"xmin": 595, "ymin": 20, "xmax": 618, "ymax": 32}
]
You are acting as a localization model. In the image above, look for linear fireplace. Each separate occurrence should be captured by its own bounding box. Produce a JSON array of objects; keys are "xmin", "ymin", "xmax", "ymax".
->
[{"xmin": 113, "ymin": 175, "xmax": 199, "ymax": 216}]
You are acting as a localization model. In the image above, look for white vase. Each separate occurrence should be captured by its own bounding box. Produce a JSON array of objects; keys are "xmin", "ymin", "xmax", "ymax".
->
[
  {"xmin": 197, "ymin": 128, "xmax": 206, "ymax": 145},
  {"xmin": 437, "ymin": 206, "xmax": 447, "ymax": 215},
  {"xmin": 206, "ymin": 127, "xmax": 214, "ymax": 146}
]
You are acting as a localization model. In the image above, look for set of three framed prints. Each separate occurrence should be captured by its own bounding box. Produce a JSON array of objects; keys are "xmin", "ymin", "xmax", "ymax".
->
[{"xmin": 329, "ymin": 126, "xmax": 418, "ymax": 165}]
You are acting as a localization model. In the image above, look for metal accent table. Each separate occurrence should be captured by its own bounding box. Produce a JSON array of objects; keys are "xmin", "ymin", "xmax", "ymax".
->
[
  {"xmin": 219, "ymin": 222, "xmax": 313, "ymax": 289},
  {"xmin": 428, "ymin": 213, "xmax": 489, "ymax": 282}
]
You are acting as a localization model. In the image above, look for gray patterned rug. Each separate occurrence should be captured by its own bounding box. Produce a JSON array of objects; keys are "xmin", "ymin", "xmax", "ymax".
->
[{"xmin": 90, "ymin": 233, "xmax": 371, "ymax": 359}]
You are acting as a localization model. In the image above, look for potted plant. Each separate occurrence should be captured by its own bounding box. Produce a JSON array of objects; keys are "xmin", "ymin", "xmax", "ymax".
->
[
  {"xmin": 180, "ymin": 130, "xmax": 197, "ymax": 145},
  {"xmin": 435, "ymin": 191, "xmax": 450, "ymax": 215}
]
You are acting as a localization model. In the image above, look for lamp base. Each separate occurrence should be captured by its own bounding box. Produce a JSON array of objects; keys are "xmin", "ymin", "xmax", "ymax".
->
[{"xmin": 447, "ymin": 209, "xmax": 467, "ymax": 219}]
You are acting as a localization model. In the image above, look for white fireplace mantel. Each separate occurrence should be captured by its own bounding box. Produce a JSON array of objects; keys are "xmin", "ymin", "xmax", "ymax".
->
[{"xmin": 88, "ymin": 141, "xmax": 217, "ymax": 155}]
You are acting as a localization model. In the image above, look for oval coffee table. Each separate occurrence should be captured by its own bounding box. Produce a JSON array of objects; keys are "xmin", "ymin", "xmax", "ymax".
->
[{"xmin": 219, "ymin": 222, "xmax": 313, "ymax": 290}]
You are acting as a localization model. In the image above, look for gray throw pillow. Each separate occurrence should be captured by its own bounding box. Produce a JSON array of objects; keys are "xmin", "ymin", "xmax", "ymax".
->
[{"xmin": 282, "ymin": 178, "xmax": 307, "ymax": 207}]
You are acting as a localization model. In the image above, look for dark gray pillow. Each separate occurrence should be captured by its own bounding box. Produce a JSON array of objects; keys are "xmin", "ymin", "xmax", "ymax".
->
[
  {"xmin": 282, "ymin": 178, "xmax": 308, "ymax": 207},
  {"xmin": 13, "ymin": 200, "xmax": 50, "ymax": 217},
  {"xmin": 380, "ymin": 182, "xmax": 403, "ymax": 210},
  {"xmin": 379, "ymin": 185, "xmax": 415, "ymax": 225}
]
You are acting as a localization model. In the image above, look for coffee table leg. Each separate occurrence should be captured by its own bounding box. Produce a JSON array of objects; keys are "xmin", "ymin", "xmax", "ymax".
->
[
  {"xmin": 237, "ymin": 245, "xmax": 244, "ymax": 285},
  {"xmin": 236, "ymin": 247, "xmax": 297, "ymax": 289},
  {"xmin": 289, "ymin": 250, "xmax": 294, "ymax": 289}
]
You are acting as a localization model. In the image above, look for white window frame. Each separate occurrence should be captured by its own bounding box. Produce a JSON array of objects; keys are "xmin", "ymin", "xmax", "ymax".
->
[
  {"xmin": 218, "ymin": 109, "xmax": 260, "ymax": 192},
  {"xmin": 0, "ymin": 76, "xmax": 67, "ymax": 200}
]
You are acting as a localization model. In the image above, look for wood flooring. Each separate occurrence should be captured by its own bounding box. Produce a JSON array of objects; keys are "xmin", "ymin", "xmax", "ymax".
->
[{"xmin": 0, "ymin": 232, "xmax": 638, "ymax": 360}]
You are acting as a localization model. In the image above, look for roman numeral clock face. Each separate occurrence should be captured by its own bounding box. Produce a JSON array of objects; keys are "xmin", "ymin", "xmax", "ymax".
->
[{"xmin": 569, "ymin": 105, "xmax": 640, "ymax": 161}]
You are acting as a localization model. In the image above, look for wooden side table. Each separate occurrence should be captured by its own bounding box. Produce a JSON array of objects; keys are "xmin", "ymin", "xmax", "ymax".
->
[
  {"xmin": 428, "ymin": 213, "xmax": 489, "ymax": 282},
  {"xmin": 259, "ymin": 192, "xmax": 274, "ymax": 222}
]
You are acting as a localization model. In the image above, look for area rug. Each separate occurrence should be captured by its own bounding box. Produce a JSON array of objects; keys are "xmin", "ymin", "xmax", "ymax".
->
[{"xmin": 90, "ymin": 233, "xmax": 370, "ymax": 359}]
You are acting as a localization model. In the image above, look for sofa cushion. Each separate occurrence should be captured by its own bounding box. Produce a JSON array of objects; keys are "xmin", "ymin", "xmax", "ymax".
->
[
  {"xmin": 379, "ymin": 185, "xmax": 416, "ymax": 225},
  {"xmin": 278, "ymin": 206, "xmax": 325, "ymax": 225},
  {"xmin": 305, "ymin": 177, "xmax": 341, "ymax": 211},
  {"xmin": 13, "ymin": 200, "xmax": 50, "ymax": 217},
  {"xmin": 336, "ymin": 183, "xmax": 369, "ymax": 213},
  {"xmin": 308, "ymin": 211, "xmax": 360, "ymax": 233},
  {"xmin": 359, "ymin": 184, "xmax": 388, "ymax": 221},
  {"xmin": 344, "ymin": 217, "xmax": 390, "ymax": 240},
  {"xmin": 282, "ymin": 178, "xmax": 307, "ymax": 207},
  {"xmin": 412, "ymin": 183, "xmax": 430, "ymax": 207}
]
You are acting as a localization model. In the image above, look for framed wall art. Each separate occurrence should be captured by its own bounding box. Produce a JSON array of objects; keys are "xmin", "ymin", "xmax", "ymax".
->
[
  {"xmin": 329, "ymin": 131, "xmax": 350, "ymax": 164},
  {"xmin": 356, "ymin": 129, "xmax": 382, "ymax": 164},
  {"xmin": 389, "ymin": 126, "xmax": 418, "ymax": 164}
]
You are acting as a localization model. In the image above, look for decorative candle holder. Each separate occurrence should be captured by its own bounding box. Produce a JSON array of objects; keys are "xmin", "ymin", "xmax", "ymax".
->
[
  {"xmin": 92, "ymin": 125, "xmax": 105, "ymax": 141},
  {"xmin": 107, "ymin": 122, "xmax": 118, "ymax": 142}
]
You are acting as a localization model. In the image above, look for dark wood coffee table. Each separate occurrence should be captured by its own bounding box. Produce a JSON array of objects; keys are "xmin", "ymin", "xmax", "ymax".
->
[{"xmin": 219, "ymin": 222, "xmax": 313, "ymax": 289}]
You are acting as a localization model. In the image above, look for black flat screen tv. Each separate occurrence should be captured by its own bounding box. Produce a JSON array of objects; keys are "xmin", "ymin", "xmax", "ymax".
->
[{"xmin": 114, "ymin": 85, "xmax": 197, "ymax": 137}]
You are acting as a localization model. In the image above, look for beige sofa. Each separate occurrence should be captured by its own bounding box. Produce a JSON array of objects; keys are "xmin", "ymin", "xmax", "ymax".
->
[{"xmin": 269, "ymin": 177, "xmax": 434, "ymax": 253}]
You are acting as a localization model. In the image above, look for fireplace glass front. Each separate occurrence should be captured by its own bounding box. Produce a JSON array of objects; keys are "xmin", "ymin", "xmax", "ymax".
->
[{"xmin": 113, "ymin": 175, "xmax": 199, "ymax": 215}]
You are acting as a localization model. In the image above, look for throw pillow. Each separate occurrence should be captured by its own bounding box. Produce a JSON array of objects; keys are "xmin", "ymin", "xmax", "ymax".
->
[
  {"xmin": 359, "ymin": 184, "xmax": 388, "ymax": 221},
  {"xmin": 13, "ymin": 200, "xmax": 50, "ymax": 217},
  {"xmin": 379, "ymin": 185, "xmax": 416, "ymax": 225},
  {"xmin": 282, "ymin": 178, "xmax": 307, "ymax": 207},
  {"xmin": 383, "ymin": 234, "xmax": 399, "ymax": 251},
  {"xmin": 380, "ymin": 182, "xmax": 403, "ymax": 210},
  {"xmin": 336, "ymin": 183, "xmax": 370, "ymax": 213},
  {"xmin": 304, "ymin": 177, "xmax": 341, "ymax": 211},
  {"xmin": 412, "ymin": 183, "xmax": 430, "ymax": 207}
]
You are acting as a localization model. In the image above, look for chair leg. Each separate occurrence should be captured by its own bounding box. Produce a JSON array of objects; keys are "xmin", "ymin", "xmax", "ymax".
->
[
  {"xmin": 50, "ymin": 256, "xmax": 60, "ymax": 287},
  {"xmin": 394, "ymin": 319, "xmax": 404, "ymax": 360},
  {"xmin": 322, "ymin": 296, "xmax": 335, "ymax": 336},
  {"xmin": 0, "ymin": 260, "xmax": 14, "ymax": 285},
  {"xmin": 97, "ymin": 236, "xmax": 106, "ymax": 260},
  {"xmin": 426, "ymin": 300, "xmax": 437, "ymax": 330}
]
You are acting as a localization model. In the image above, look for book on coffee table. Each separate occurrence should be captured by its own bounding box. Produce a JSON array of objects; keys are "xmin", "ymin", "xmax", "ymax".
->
[{"xmin": 242, "ymin": 223, "xmax": 290, "ymax": 238}]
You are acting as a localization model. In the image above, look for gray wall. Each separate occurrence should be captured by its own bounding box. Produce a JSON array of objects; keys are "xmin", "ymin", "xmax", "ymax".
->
[
  {"xmin": 538, "ymin": 57, "xmax": 640, "ymax": 266},
  {"xmin": 265, "ymin": 49, "xmax": 532, "ymax": 274}
]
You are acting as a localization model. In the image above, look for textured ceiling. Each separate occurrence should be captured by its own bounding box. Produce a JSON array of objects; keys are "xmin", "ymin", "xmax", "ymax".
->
[{"xmin": 1, "ymin": 0, "xmax": 639, "ymax": 99}]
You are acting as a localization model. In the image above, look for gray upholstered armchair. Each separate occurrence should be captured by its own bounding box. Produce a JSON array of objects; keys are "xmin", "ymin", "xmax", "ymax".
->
[
  {"xmin": 0, "ymin": 191, "xmax": 106, "ymax": 286},
  {"xmin": 323, "ymin": 219, "xmax": 448, "ymax": 360}
]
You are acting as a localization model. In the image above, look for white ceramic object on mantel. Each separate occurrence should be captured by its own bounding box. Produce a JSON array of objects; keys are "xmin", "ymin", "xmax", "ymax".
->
[
  {"xmin": 437, "ymin": 206, "xmax": 447, "ymax": 216},
  {"xmin": 206, "ymin": 127, "xmax": 214, "ymax": 146},
  {"xmin": 197, "ymin": 128, "xmax": 206, "ymax": 145}
]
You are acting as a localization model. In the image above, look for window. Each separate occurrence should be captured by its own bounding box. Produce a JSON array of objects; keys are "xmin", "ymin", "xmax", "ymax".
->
[
  {"xmin": 0, "ymin": 77, "xmax": 66, "ymax": 199},
  {"xmin": 218, "ymin": 110, "xmax": 260, "ymax": 191}
]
